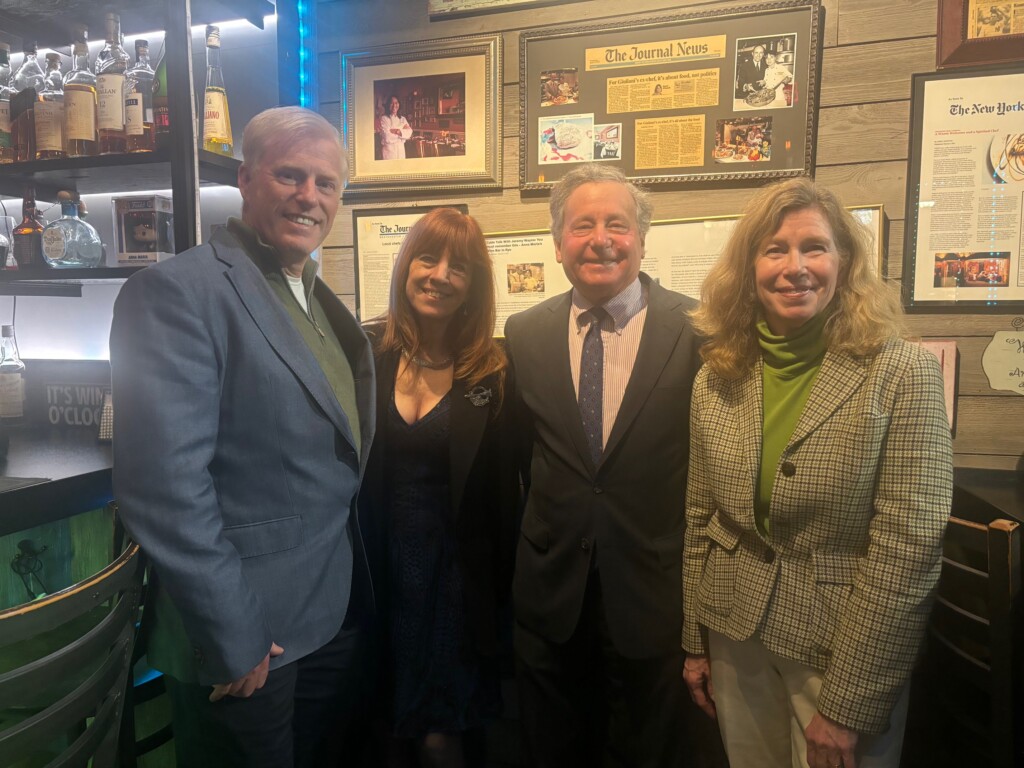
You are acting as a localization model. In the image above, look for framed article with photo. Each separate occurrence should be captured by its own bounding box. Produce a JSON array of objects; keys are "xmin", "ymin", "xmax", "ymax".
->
[
  {"xmin": 937, "ymin": 0, "xmax": 1024, "ymax": 68},
  {"xmin": 519, "ymin": 0, "xmax": 824, "ymax": 190},
  {"xmin": 902, "ymin": 65, "xmax": 1024, "ymax": 312},
  {"xmin": 342, "ymin": 35, "xmax": 502, "ymax": 196}
]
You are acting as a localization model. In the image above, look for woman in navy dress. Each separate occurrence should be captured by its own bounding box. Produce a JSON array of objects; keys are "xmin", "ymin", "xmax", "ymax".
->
[{"xmin": 362, "ymin": 208, "xmax": 517, "ymax": 767}]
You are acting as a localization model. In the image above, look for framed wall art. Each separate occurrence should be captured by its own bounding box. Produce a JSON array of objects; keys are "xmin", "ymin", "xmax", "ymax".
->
[
  {"xmin": 428, "ymin": 0, "xmax": 577, "ymax": 19},
  {"xmin": 342, "ymin": 35, "xmax": 502, "ymax": 196},
  {"xmin": 519, "ymin": 0, "xmax": 824, "ymax": 190},
  {"xmin": 902, "ymin": 65, "xmax": 1024, "ymax": 312},
  {"xmin": 353, "ymin": 204, "xmax": 469, "ymax": 320},
  {"xmin": 937, "ymin": 0, "xmax": 1024, "ymax": 68}
]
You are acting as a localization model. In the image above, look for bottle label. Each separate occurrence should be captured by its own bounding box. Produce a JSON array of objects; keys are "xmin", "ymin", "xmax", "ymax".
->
[
  {"xmin": 203, "ymin": 90, "xmax": 230, "ymax": 143},
  {"xmin": 34, "ymin": 101, "xmax": 64, "ymax": 151},
  {"xmin": 124, "ymin": 95, "xmax": 144, "ymax": 136},
  {"xmin": 42, "ymin": 226, "xmax": 68, "ymax": 261},
  {"xmin": 0, "ymin": 373, "xmax": 24, "ymax": 419},
  {"xmin": 0, "ymin": 102, "xmax": 10, "ymax": 145},
  {"xmin": 97, "ymin": 73, "xmax": 125, "ymax": 130},
  {"xmin": 65, "ymin": 89, "xmax": 97, "ymax": 140},
  {"xmin": 13, "ymin": 232, "xmax": 41, "ymax": 267}
]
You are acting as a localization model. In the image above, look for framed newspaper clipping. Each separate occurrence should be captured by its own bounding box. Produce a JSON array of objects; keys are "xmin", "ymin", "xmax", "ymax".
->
[
  {"xmin": 518, "ymin": 0, "xmax": 824, "ymax": 190},
  {"xmin": 902, "ymin": 65, "xmax": 1024, "ymax": 312},
  {"xmin": 937, "ymin": 0, "xmax": 1024, "ymax": 68}
]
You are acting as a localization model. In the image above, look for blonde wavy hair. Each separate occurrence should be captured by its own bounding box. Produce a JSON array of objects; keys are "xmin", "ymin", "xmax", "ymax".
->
[{"xmin": 691, "ymin": 177, "xmax": 904, "ymax": 379}]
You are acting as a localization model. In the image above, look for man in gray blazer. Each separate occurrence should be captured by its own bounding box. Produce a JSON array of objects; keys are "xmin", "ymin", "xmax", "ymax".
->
[
  {"xmin": 505, "ymin": 165, "xmax": 713, "ymax": 766},
  {"xmin": 110, "ymin": 107, "xmax": 375, "ymax": 768}
]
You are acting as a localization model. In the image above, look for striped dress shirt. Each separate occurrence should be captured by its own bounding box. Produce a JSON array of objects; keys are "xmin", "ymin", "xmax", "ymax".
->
[{"xmin": 569, "ymin": 277, "xmax": 648, "ymax": 450}]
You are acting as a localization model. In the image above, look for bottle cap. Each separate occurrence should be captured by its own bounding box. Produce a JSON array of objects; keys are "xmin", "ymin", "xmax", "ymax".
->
[
  {"xmin": 2, "ymin": 326, "xmax": 14, "ymax": 338},
  {"xmin": 0, "ymin": 43, "xmax": 10, "ymax": 53},
  {"xmin": 45, "ymin": 52, "xmax": 61, "ymax": 65},
  {"xmin": 136, "ymin": 39, "xmax": 149, "ymax": 51},
  {"xmin": 23, "ymin": 41, "xmax": 38, "ymax": 54},
  {"xmin": 206, "ymin": 26, "xmax": 221, "ymax": 47}
]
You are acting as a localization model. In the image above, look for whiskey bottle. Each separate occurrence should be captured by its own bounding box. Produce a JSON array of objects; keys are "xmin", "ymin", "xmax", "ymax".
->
[
  {"xmin": 64, "ymin": 26, "xmax": 98, "ymax": 158},
  {"xmin": 202, "ymin": 26, "xmax": 233, "ymax": 156},
  {"xmin": 0, "ymin": 44, "xmax": 14, "ymax": 164},
  {"xmin": 11, "ymin": 42, "xmax": 45, "ymax": 162},
  {"xmin": 124, "ymin": 40, "xmax": 154, "ymax": 153},
  {"xmin": 152, "ymin": 46, "xmax": 170, "ymax": 148},
  {"xmin": 12, "ymin": 186, "xmax": 45, "ymax": 269},
  {"xmin": 42, "ymin": 191, "xmax": 104, "ymax": 268},
  {"xmin": 0, "ymin": 325, "xmax": 26, "ymax": 427},
  {"xmin": 95, "ymin": 12, "xmax": 130, "ymax": 154},
  {"xmin": 35, "ymin": 52, "xmax": 65, "ymax": 159}
]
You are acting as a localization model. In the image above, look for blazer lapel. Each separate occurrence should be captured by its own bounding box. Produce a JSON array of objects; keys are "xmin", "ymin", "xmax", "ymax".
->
[
  {"xmin": 449, "ymin": 377, "xmax": 490, "ymax": 516},
  {"xmin": 736, "ymin": 361, "xmax": 764, "ymax": 529},
  {"xmin": 787, "ymin": 350, "xmax": 866, "ymax": 449}
]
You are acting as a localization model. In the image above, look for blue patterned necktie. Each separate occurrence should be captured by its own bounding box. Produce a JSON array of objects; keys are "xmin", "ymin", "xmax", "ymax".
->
[{"xmin": 578, "ymin": 306, "xmax": 607, "ymax": 465}]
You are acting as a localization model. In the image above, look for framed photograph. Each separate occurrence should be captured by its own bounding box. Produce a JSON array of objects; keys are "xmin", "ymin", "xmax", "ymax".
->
[
  {"xmin": 429, "ymin": 0, "xmax": 576, "ymax": 19},
  {"xmin": 519, "ymin": 0, "xmax": 824, "ymax": 190},
  {"xmin": 353, "ymin": 205, "xmax": 469, "ymax": 321},
  {"xmin": 902, "ymin": 66, "xmax": 1024, "ymax": 312},
  {"xmin": 342, "ymin": 35, "xmax": 502, "ymax": 196},
  {"xmin": 937, "ymin": 0, "xmax": 1024, "ymax": 69}
]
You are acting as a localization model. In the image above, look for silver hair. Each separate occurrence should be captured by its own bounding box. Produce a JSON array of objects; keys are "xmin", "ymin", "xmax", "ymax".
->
[
  {"xmin": 241, "ymin": 106, "xmax": 345, "ymax": 177},
  {"xmin": 549, "ymin": 164, "xmax": 653, "ymax": 247}
]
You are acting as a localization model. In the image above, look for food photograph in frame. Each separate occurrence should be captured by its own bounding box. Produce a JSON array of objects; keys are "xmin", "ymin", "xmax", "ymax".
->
[
  {"xmin": 342, "ymin": 35, "xmax": 502, "ymax": 195},
  {"xmin": 519, "ymin": 0, "xmax": 823, "ymax": 189},
  {"xmin": 902, "ymin": 65, "xmax": 1024, "ymax": 312},
  {"xmin": 936, "ymin": 0, "xmax": 1024, "ymax": 68}
]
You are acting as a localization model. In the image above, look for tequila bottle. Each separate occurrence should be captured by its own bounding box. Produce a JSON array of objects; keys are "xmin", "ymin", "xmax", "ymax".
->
[
  {"xmin": 12, "ymin": 186, "xmax": 44, "ymax": 268},
  {"xmin": 11, "ymin": 42, "xmax": 45, "ymax": 162},
  {"xmin": 202, "ymin": 26, "xmax": 233, "ymax": 156},
  {"xmin": 35, "ymin": 52, "xmax": 65, "ymax": 159},
  {"xmin": 64, "ymin": 26, "xmax": 98, "ymax": 157},
  {"xmin": 0, "ymin": 325, "xmax": 26, "ymax": 426},
  {"xmin": 0, "ymin": 44, "xmax": 14, "ymax": 164},
  {"xmin": 124, "ymin": 40, "xmax": 154, "ymax": 152},
  {"xmin": 42, "ymin": 192, "xmax": 104, "ymax": 268},
  {"xmin": 95, "ymin": 12, "xmax": 130, "ymax": 154}
]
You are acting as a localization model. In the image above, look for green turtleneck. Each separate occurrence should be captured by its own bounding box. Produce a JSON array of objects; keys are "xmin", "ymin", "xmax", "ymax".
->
[{"xmin": 755, "ymin": 311, "xmax": 828, "ymax": 537}]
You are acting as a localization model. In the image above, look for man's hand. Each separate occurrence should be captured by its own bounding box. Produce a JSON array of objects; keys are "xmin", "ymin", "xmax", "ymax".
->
[
  {"xmin": 805, "ymin": 711, "xmax": 858, "ymax": 768},
  {"xmin": 209, "ymin": 643, "xmax": 285, "ymax": 702},
  {"xmin": 682, "ymin": 654, "xmax": 717, "ymax": 719}
]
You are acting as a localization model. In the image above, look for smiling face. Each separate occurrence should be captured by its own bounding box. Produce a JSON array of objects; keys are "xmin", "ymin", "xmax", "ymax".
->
[
  {"xmin": 389, "ymin": 97, "xmax": 400, "ymax": 116},
  {"xmin": 238, "ymin": 135, "xmax": 342, "ymax": 272},
  {"xmin": 555, "ymin": 181, "xmax": 645, "ymax": 305},
  {"xmin": 405, "ymin": 250, "xmax": 472, "ymax": 330},
  {"xmin": 752, "ymin": 46, "xmax": 765, "ymax": 63},
  {"xmin": 754, "ymin": 207, "xmax": 840, "ymax": 336},
  {"xmin": 765, "ymin": 53, "xmax": 777, "ymax": 66}
]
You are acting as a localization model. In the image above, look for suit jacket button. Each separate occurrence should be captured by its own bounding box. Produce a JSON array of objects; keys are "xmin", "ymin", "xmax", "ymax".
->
[
  {"xmin": 592, "ymin": 486, "xmax": 603, "ymax": 494},
  {"xmin": 580, "ymin": 538, "xmax": 591, "ymax": 551},
  {"xmin": 780, "ymin": 461, "xmax": 796, "ymax": 477},
  {"xmin": 763, "ymin": 548, "xmax": 775, "ymax": 564}
]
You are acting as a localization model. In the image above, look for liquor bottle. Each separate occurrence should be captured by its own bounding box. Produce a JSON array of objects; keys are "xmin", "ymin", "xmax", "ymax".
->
[
  {"xmin": 42, "ymin": 191, "xmax": 104, "ymax": 268},
  {"xmin": 202, "ymin": 25, "xmax": 233, "ymax": 156},
  {"xmin": 151, "ymin": 46, "xmax": 170, "ymax": 148},
  {"xmin": 0, "ymin": 324, "xmax": 26, "ymax": 427},
  {"xmin": 124, "ymin": 40, "xmax": 154, "ymax": 153},
  {"xmin": 11, "ymin": 42, "xmax": 45, "ymax": 162},
  {"xmin": 35, "ymin": 52, "xmax": 65, "ymax": 159},
  {"xmin": 0, "ymin": 43, "xmax": 14, "ymax": 164},
  {"xmin": 64, "ymin": 26, "xmax": 98, "ymax": 158},
  {"xmin": 94, "ymin": 12, "xmax": 130, "ymax": 154},
  {"xmin": 12, "ymin": 186, "xmax": 44, "ymax": 268}
]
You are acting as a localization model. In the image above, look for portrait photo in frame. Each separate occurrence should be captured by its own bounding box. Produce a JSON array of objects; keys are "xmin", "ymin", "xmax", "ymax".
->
[
  {"xmin": 936, "ymin": 0, "xmax": 1024, "ymax": 68},
  {"xmin": 342, "ymin": 35, "xmax": 502, "ymax": 196}
]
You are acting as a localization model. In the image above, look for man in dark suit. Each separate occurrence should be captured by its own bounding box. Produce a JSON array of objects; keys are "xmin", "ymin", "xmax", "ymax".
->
[
  {"xmin": 735, "ymin": 44, "xmax": 767, "ymax": 97},
  {"xmin": 504, "ymin": 164, "xmax": 704, "ymax": 766},
  {"xmin": 110, "ymin": 107, "xmax": 375, "ymax": 767}
]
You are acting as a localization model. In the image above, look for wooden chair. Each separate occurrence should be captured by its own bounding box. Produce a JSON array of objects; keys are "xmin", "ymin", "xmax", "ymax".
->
[
  {"xmin": 0, "ymin": 540, "xmax": 143, "ymax": 768},
  {"xmin": 904, "ymin": 516, "xmax": 1022, "ymax": 767}
]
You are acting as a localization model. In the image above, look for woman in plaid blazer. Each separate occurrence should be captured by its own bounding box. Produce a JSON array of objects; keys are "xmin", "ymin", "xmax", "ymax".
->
[{"xmin": 681, "ymin": 178, "xmax": 952, "ymax": 768}]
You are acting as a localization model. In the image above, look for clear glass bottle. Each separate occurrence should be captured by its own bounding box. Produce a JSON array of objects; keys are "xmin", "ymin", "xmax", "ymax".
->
[
  {"xmin": 0, "ymin": 324, "xmax": 26, "ymax": 426},
  {"xmin": 11, "ymin": 42, "xmax": 45, "ymax": 162},
  {"xmin": 0, "ymin": 43, "xmax": 14, "ymax": 164},
  {"xmin": 202, "ymin": 25, "xmax": 233, "ymax": 156},
  {"xmin": 12, "ymin": 185, "xmax": 44, "ymax": 268},
  {"xmin": 152, "ymin": 44, "xmax": 170, "ymax": 148},
  {"xmin": 42, "ymin": 192, "xmax": 104, "ymax": 268},
  {"xmin": 64, "ymin": 26, "xmax": 98, "ymax": 158},
  {"xmin": 124, "ymin": 39, "xmax": 154, "ymax": 153},
  {"xmin": 94, "ymin": 12, "xmax": 130, "ymax": 154},
  {"xmin": 35, "ymin": 52, "xmax": 65, "ymax": 159}
]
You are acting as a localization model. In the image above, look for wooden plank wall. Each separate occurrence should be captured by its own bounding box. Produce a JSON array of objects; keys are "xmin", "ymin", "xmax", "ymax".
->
[{"xmin": 315, "ymin": 0, "xmax": 1024, "ymax": 470}]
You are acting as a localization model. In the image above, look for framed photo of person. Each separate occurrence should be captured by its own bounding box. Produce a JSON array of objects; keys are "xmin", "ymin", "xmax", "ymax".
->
[
  {"xmin": 519, "ymin": 0, "xmax": 824, "ymax": 190},
  {"xmin": 937, "ymin": 0, "xmax": 1024, "ymax": 68},
  {"xmin": 342, "ymin": 35, "xmax": 502, "ymax": 196}
]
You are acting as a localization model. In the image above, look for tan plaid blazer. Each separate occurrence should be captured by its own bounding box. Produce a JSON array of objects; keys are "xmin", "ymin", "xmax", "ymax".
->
[{"xmin": 682, "ymin": 338, "xmax": 952, "ymax": 734}]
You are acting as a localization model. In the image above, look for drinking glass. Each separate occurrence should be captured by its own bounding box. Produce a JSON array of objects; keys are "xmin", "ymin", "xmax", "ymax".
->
[{"xmin": 0, "ymin": 217, "xmax": 15, "ymax": 270}]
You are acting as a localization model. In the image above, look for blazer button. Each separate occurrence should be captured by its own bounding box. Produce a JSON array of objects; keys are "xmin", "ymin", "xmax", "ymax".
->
[
  {"xmin": 780, "ymin": 461, "xmax": 796, "ymax": 477},
  {"xmin": 592, "ymin": 486, "xmax": 603, "ymax": 494},
  {"xmin": 580, "ymin": 538, "xmax": 591, "ymax": 551},
  {"xmin": 763, "ymin": 548, "xmax": 776, "ymax": 564}
]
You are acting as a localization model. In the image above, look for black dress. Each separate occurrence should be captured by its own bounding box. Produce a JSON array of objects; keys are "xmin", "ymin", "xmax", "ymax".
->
[{"xmin": 386, "ymin": 390, "xmax": 501, "ymax": 738}]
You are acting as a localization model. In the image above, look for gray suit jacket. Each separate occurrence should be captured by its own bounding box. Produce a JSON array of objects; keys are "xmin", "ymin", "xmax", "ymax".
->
[
  {"xmin": 505, "ymin": 274, "xmax": 702, "ymax": 658},
  {"xmin": 682, "ymin": 338, "xmax": 952, "ymax": 733},
  {"xmin": 110, "ymin": 227, "xmax": 375, "ymax": 685}
]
